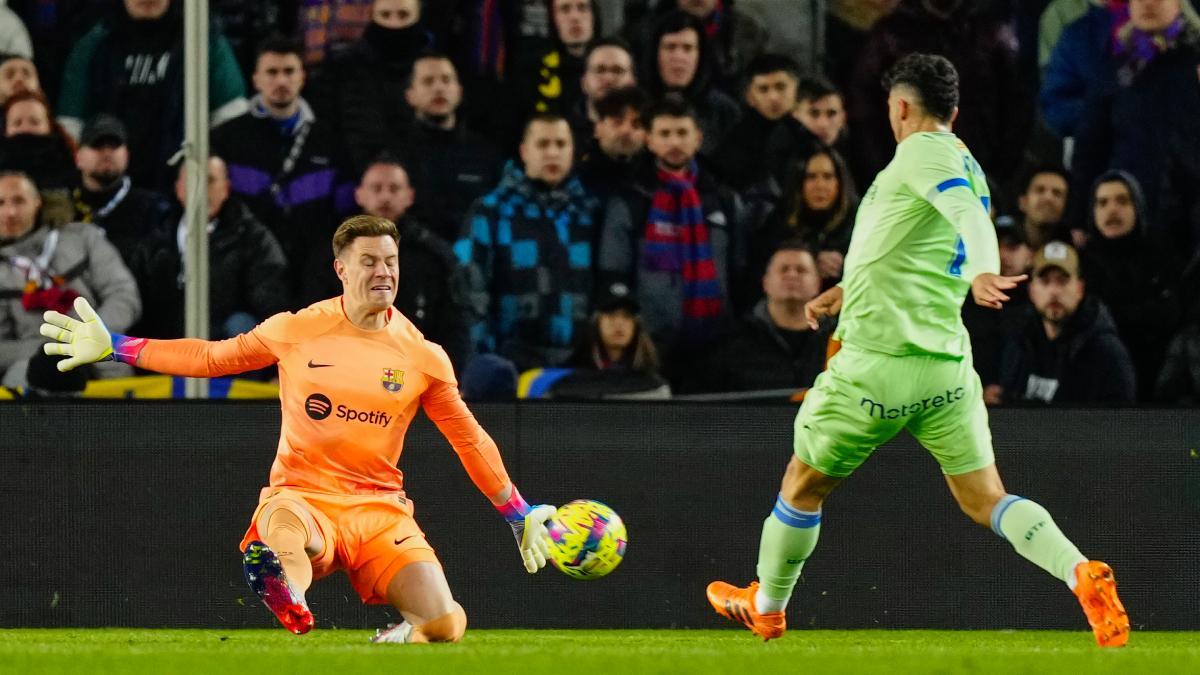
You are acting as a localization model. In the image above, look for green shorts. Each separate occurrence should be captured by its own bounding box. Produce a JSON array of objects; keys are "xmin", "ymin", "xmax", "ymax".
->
[{"xmin": 793, "ymin": 343, "xmax": 994, "ymax": 478}]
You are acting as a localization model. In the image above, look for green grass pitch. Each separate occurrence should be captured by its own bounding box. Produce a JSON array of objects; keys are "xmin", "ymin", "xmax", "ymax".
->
[{"xmin": 2, "ymin": 629, "xmax": 1198, "ymax": 674}]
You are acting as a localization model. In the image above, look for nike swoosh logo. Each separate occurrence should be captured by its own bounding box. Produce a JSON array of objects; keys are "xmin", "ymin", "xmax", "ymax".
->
[
  {"xmin": 394, "ymin": 536, "xmax": 414, "ymax": 546},
  {"xmin": 307, "ymin": 361, "xmax": 333, "ymax": 368}
]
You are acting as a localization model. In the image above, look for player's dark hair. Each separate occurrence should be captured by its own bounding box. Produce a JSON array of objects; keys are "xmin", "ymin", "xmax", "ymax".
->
[
  {"xmin": 594, "ymin": 86, "xmax": 649, "ymax": 121},
  {"xmin": 255, "ymin": 35, "xmax": 304, "ymax": 65},
  {"xmin": 796, "ymin": 75, "xmax": 840, "ymax": 105},
  {"xmin": 1020, "ymin": 162, "xmax": 1070, "ymax": 196},
  {"xmin": 742, "ymin": 53, "xmax": 800, "ymax": 89},
  {"xmin": 642, "ymin": 92, "xmax": 697, "ymax": 128},
  {"xmin": 881, "ymin": 53, "xmax": 959, "ymax": 123},
  {"xmin": 332, "ymin": 214, "xmax": 401, "ymax": 257}
]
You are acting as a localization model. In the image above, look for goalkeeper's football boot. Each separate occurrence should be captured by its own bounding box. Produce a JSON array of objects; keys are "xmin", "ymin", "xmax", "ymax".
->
[
  {"xmin": 242, "ymin": 540, "xmax": 314, "ymax": 635},
  {"xmin": 706, "ymin": 580, "xmax": 786, "ymax": 641},
  {"xmin": 1073, "ymin": 560, "xmax": 1129, "ymax": 647}
]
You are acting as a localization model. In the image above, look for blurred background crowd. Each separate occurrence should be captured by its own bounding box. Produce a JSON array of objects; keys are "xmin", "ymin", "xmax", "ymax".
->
[{"xmin": 0, "ymin": 0, "xmax": 1197, "ymax": 404}]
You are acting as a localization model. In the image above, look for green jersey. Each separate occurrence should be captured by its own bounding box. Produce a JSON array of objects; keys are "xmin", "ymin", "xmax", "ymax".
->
[{"xmin": 835, "ymin": 131, "xmax": 1000, "ymax": 359}]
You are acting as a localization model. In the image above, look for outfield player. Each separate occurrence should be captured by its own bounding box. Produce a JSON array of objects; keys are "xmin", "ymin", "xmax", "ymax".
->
[
  {"xmin": 41, "ymin": 215, "xmax": 556, "ymax": 644},
  {"xmin": 705, "ymin": 54, "xmax": 1129, "ymax": 647}
]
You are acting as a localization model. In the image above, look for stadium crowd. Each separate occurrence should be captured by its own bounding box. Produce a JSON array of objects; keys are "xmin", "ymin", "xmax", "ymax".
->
[{"xmin": 0, "ymin": 0, "xmax": 1198, "ymax": 404}]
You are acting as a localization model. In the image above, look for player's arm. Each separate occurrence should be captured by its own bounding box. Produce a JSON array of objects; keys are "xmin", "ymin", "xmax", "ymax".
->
[
  {"xmin": 926, "ymin": 187, "xmax": 1025, "ymax": 309},
  {"xmin": 40, "ymin": 297, "xmax": 278, "ymax": 376},
  {"xmin": 905, "ymin": 141, "xmax": 1024, "ymax": 309},
  {"xmin": 420, "ymin": 378, "xmax": 556, "ymax": 574}
]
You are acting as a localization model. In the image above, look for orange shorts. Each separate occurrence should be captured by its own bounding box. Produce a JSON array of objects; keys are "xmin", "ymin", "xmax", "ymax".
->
[{"xmin": 239, "ymin": 487, "xmax": 440, "ymax": 605}]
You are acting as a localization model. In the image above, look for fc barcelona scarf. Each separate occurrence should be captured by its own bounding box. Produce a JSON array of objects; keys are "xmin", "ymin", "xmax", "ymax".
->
[{"xmin": 643, "ymin": 161, "xmax": 723, "ymax": 336}]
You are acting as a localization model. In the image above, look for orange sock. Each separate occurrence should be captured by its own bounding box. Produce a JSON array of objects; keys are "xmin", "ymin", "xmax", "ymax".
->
[
  {"xmin": 262, "ymin": 508, "xmax": 313, "ymax": 597},
  {"xmin": 410, "ymin": 604, "xmax": 467, "ymax": 643}
]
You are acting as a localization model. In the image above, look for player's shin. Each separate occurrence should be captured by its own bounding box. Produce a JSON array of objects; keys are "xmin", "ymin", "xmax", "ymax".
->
[
  {"xmin": 990, "ymin": 495, "xmax": 1087, "ymax": 588},
  {"xmin": 754, "ymin": 494, "xmax": 822, "ymax": 613},
  {"xmin": 263, "ymin": 508, "xmax": 314, "ymax": 600}
]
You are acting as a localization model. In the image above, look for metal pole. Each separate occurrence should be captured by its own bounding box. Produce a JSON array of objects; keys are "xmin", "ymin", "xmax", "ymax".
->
[{"xmin": 183, "ymin": 0, "xmax": 209, "ymax": 399}]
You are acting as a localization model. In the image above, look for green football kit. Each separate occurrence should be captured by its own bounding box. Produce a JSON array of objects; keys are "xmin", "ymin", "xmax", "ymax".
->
[
  {"xmin": 723, "ymin": 131, "xmax": 1116, "ymax": 645},
  {"xmin": 794, "ymin": 131, "xmax": 1000, "ymax": 477}
]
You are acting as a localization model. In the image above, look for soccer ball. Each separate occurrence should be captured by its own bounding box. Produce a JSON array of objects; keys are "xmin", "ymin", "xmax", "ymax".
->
[{"xmin": 546, "ymin": 500, "xmax": 627, "ymax": 580}]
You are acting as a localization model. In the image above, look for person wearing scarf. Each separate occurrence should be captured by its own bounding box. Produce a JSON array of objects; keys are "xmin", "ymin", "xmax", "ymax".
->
[{"xmin": 598, "ymin": 94, "xmax": 745, "ymax": 386}]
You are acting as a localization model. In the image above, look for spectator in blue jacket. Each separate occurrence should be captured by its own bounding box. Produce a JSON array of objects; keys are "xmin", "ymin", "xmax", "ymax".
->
[
  {"xmin": 1040, "ymin": 0, "xmax": 1124, "ymax": 138},
  {"xmin": 456, "ymin": 113, "xmax": 599, "ymax": 373}
]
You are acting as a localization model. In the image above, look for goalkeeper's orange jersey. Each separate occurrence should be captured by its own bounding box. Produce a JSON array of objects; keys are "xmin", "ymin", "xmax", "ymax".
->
[{"xmin": 137, "ymin": 298, "xmax": 510, "ymax": 497}]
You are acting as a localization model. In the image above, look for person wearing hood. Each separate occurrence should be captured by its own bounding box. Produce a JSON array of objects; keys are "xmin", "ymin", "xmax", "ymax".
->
[
  {"xmin": 640, "ymin": 10, "xmax": 740, "ymax": 155},
  {"xmin": 627, "ymin": 0, "xmax": 768, "ymax": 96},
  {"xmin": 1081, "ymin": 170, "xmax": 1181, "ymax": 399},
  {"xmin": 669, "ymin": 0, "xmax": 768, "ymax": 95},
  {"xmin": 212, "ymin": 36, "xmax": 353, "ymax": 307},
  {"xmin": 132, "ymin": 157, "xmax": 290, "ymax": 340},
  {"xmin": 455, "ymin": 113, "xmax": 599, "ymax": 374},
  {"xmin": 0, "ymin": 171, "xmax": 140, "ymax": 388},
  {"xmin": 995, "ymin": 241, "xmax": 1136, "ymax": 404},
  {"xmin": 307, "ymin": 0, "xmax": 434, "ymax": 173},
  {"xmin": 56, "ymin": 0, "xmax": 248, "ymax": 191}
]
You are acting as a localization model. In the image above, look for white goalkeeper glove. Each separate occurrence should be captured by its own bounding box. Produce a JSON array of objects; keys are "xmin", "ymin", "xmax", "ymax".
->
[
  {"xmin": 40, "ymin": 297, "xmax": 114, "ymax": 371},
  {"xmin": 508, "ymin": 504, "xmax": 556, "ymax": 574}
]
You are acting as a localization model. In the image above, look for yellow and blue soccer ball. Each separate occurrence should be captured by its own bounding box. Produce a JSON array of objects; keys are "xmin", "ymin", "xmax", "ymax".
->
[{"xmin": 546, "ymin": 499, "xmax": 627, "ymax": 580}]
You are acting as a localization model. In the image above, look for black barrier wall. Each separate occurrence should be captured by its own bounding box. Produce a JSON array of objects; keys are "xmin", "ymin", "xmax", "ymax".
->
[{"xmin": 1, "ymin": 402, "xmax": 1198, "ymax": 630}]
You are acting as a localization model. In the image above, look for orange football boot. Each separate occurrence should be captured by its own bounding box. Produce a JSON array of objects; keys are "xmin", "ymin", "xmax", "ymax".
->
[
  {"xmin": 1073, "ymin": 561, "xmax": 1130, "ymax": 647},
  {"xmin": 706, "ymin": 581, "xmax": 786, "ymax": 641}
]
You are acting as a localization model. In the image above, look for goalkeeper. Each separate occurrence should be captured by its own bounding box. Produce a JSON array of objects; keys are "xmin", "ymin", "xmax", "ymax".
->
[
  {"xmin": 41, "ymin": 215, "xmax": 556, "ymax": 644},
  {"xmin": 706, "ymin": 54, "xmax": 1129, "ymax": 648}
]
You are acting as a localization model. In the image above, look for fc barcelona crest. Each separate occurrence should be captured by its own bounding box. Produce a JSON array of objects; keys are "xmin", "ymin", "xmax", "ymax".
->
[{"xmin": 381, "ymin": 368, "xmax": 404, "ymax": 393}]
